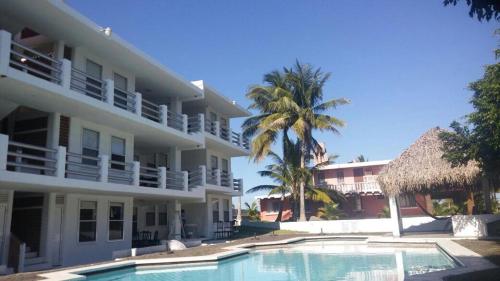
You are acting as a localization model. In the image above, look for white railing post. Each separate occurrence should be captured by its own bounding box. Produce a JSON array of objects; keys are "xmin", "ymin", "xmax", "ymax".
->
[
  {"xmin": 0, "ymin": 134, "xmax": 8, "ymax": 170},
  {"xmin": 99, "ymin": 155, "xmax": 109, "ymax": 183},
  {"xmin": 200, "ymin": 165, "xmax": 206, "ymax": 186},
  {"xmin": 215, "ymin": 121, "xmax": 220, "ymax": 138},
  {"xmin": 239, "ymin": 133, "xmax": 244, "ymax": 148},
  {"xmin": 0, "ymin": 30, "xmax": 12, "ymax": 75},
  {"xmin": 160, "ymin": 105, "xmax": 168, "ymax": 128},
  {"xmin": 55, "ymin": 146, "xmax": 66, "ymax": 178},
  {"xmin": 132, "ymin": 161, "xmax": 140, "ymax": 186},
  {"xmin": 104, "ymin": 79, "xmax": 114, "ymax": 106},
  {"xmin": 216, "ymin": 169, "xmax": 221, "ymax": 186},
  {"xmin": 199, "ymin": 113, "xmax": 205, "ymax": 133},
  {"xmin": 182, "ymin": 114, "xmax": 188, "ymax": 133},
  {"xmin": 182, "ymin": 171, "xmax": 188, "ymax": 191},
  {"xmin": 18, "ymin": 243, "xmax": 26, "ymax": 273},
  {"xmin": 159, "ymin": 167, "xmax": 167, "ymax": 189},
  {"xmin": 229, "ymin": 172, "xmax": 234, "ymax": 189},
  {"xmin": 135, "ymin": 92, "xmax": 142, "ymax": 117},
  {"xmin": 60, "ymin": 59, "xmax": 71, "ymax": 90}
]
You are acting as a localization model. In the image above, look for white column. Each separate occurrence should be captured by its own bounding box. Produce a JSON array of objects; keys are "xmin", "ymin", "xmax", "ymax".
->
[
  {"xmin": 132, "ymin": 161, "xmax": 140, "ymax": 186},
  {"xmin": 0, "ymin": 30, "xmax": 12, "ymax": 75},
  {"xmin": 200, "ymin": 165, "xmax": 206, "ymax": 186},
  {"xmin": 55, "ymin": 146, "xmax": 66, "ymax": 178},
  {"xmin": 1, "ymin": 190, "xmax": 14, "ymax": 265},
  {"xmin": 198, "ymin": 113, "xmax": 205, "ymax": 133},
  {"xmin": 239, "ymin": 133, "xmax": 244, "ymax": 148},
  {"xmin": 218, "ymin": 198, "xmax": 223, "ymax": 223},
  {"xmin": 135, "ymin": 92, "xmax": 142, "ymax": 116},
  {"xmin": 389, "ymin": 195, "xmax": 402, "ymax": 237},
  {"xmin": 0, "ymin": 134, "xmax": 8, "ymax": 170},
  {"xmin": 182, "ymin": 114, "xmax": 188, "ymax": 133},
  {"xmin": 60, "ymin": 59, "xmax": 71, "ymax": 90},
  {"xmin": 216, "ymin": 169, "xmax": 221, "ymax": 186},
  {"xmin": 182, "ymin": 171, "xmax": 188, "ymax": 191},
  {"xmin": 104, "ymin": 79, "xmax": 114, "ymax": 106},
  {"xmin": 215, "ymin": 121, "xmax": 220, "ymax": 138},
  {"xmin": 99, "ymin": 155, "xmax": 109, "ymax": 183},
  {"xmin": 159, "ymin": 167, "xmax": 167, "ymax": 189},
  {"xmin": 174, "ymin": 200, "xmax": 182, "ymax": 240},
  {"xmin": 44, "ymin": 193, "xmax": 57, "ymax": 266},
  {"xmin": 236, "ymin": 196, "xmax": 242, "ymax": 226},
  {"xmin": 229, "ymin": 172, "xmax": 234, "ymax": 190},
  {"xmin": 160, "ymin": 105, "xmax": 168, "ymax": 127},
  {"xmin": 173, "ymin": 147, "xmax": 181, "ymax": 172},
  {"xmin": 47, "ymin": 112, "xmax": 61, "ymax": 148}
]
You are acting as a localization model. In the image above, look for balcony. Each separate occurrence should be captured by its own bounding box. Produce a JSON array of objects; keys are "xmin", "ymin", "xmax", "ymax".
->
[
  {"xmin": 197, "ymin": 114, "xmax": 249, "ymax": 155},
  {"xmin": 0, "ymin": 135, "xmax": 202, "ymax": 197},
  {"xmin": 0, "ymin": 30, "xmax": 203, "ymax": 149},
  {"xmin": 321, "ymin": 182, "xmax": 382, "ymax": 195},
  {"xmin": 205, "ymin": 167, "xmax": 243, "ymax": 194}
]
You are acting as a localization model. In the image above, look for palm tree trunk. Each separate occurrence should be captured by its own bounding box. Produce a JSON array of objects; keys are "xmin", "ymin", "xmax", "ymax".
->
[
  {"xmin": 275, "ymin": 195, "xmax": 285, "ymax": 222},
  {"xmin": 299, "ymin": 140, "xmax": 307, "ymax": 221}
]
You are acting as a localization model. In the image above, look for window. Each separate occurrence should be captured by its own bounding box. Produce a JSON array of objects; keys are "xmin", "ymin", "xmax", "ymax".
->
[
  {"xmin": 209, "ymin": 112, "xmax": 217, "ymax": 122},
  {"xmin": 109, "ymin": 202, "xmax": 124, "ymax": 240},
  {"xmin": 146, "ymin": 206, "xmax": 156, "ymax": 226},
  {"xmin": 223, "ymin": 199, "xmax": 230, "ymax": 222},
  {"xmin": 353, "ymin": 168, "xmax": 364, "ymax": 177},
  {"xmin": 268, "ymin": 201, "xmax": 280, "ymax": 213},
  {"xmin": 132, "ymin": 207, "xmax": 138, "ymax": 235},
  {"xmin": 336, "ymin": 170, "xmax": 344, "ymax": 183},
  {"xmin": 212, "ymin": 199, "xmax": 219, "ymax": 223},
  {"xmin": 221, "ymin": 159, "xmax": 229, "ymax": 173},
  {"xmin": 63, "ymin": 46, "xmax": 72, "ymax": 61},
  {"xmin": 79, "ymin": 201, "xmax": 97, "ymax": 242},
  {"xmin": 113, "ymin": 73, "xmax": 129, "ymax": 110},
  {"xmin": 399, "ymin": 194, "xmax": 417, "ymax": 208},
  {"xmin": 317, "ymin": 171, "xmax": 326, "ymax": 184},
  {"xmin": 82, "ymin": 128, "xmax": 99, "ymax": 166},
  {"xmin": 86, "ymin": 60, "xmax": 102, "ymax": 79},
  {"xmin": 111, "ymin": 136, "xmax": 125, "ymax": 170},
  {"xmin": 85, "ymin": 60, "xmax": 103, "ymax": 98},
  {"xmin": 210, "ymin": 155, "xmax": 218, "ymax": 170},
  {"xmin": 114, "ymin": 73, "xmax": 127, "ymax": 90},
  {"xmin": 159, "ymin": 205, "xmax": 168, "ymax": 226}
]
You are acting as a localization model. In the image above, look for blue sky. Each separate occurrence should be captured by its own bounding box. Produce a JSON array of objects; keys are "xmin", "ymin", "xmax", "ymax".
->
[{"xmin": 67, "ymin": 0, "xmax": 498, "ymax": 205}]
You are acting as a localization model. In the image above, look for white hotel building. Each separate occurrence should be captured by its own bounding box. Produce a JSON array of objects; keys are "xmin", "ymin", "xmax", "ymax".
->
[{"xmin": 0, "ymin": 0, "xmax": 249, "ymax": 272}]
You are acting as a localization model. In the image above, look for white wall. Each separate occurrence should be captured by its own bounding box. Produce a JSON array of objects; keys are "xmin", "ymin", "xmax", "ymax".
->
[
  {"xmin": 452, "ymin": 214, "xmax": 500, "ymax": 237},
  {"xmin": 60, "ymin": 193, "xmax": 133, "ymax": 266}
]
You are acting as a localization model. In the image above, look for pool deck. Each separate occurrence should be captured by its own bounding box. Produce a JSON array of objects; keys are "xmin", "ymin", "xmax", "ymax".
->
[{"xmin": 0, "ymin": 233, "xmax": 497, "ymax": 281}]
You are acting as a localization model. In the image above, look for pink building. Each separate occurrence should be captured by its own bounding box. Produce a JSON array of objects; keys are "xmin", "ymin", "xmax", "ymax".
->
[{"xmin": 258, "ymin": 160, "xmax": 432, "ymax": 221}]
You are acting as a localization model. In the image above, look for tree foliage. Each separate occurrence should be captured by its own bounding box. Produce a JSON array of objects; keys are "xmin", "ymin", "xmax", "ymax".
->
[
  {"xmin": 439, "ymin": 62, "xmax": 500, "ymax": 186},
  {"xmin": 443, "ymin": 0, "xmax": 500, "ymax": 21},
  {"xmin": 244, "ymin": 201, "xmax": 260, "ymax": 221},
  {"xmin": 317, "ymin": 202, "xmax": 344, "ymax": 220}
]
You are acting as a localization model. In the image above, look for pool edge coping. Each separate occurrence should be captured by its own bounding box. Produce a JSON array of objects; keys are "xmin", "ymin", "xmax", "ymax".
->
[{"xmin": 37, "ymin": 235, "xmax": 498, "ymax": 281}]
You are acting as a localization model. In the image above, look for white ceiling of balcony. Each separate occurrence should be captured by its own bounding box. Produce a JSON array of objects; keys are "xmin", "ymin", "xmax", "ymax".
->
[{"xmin": 0, "ymin": 0, "xmax": 203, "ymax": 101}]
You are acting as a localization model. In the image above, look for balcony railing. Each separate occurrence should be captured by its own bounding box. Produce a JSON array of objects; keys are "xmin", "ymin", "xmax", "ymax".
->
[
  {"xmin": 70, "ymin": 68, "xmax": 106, "ymax": 101},
  {"xmin": 167, "ymin": 111, "xmax": 184, "ymax": 132},
  {"xmin": 0, "ymin": 135, "xmax": 200, "ymax": 194},
  {"xmin": 6, "ymin": 141, "xmax": 57, "ymax": 176},
  {"xmin": 233, "ymin": 178, "xmax": 243, "ymax": 191},
  {"xmin": 220, "ymin": 127, "xmax": 230, "ymax": 141},
  {"xmin": 114, "ymin": 88, "xmax": 137, "ymax": 113},
  {"xmin": 205, "ymin": 119, "xmax": 217, "ymax": 135},
  {"xmin": 141, "ymin": 98, "xmax": 161, "ymax": 123},
  {"xmin": 9, "ymin": 41, "xmax": 62, "ymax": 84},
  {"xmin": 65, "ymin": 152, "xmax": 100, "ymax": 181},
  {"xmin": 323, "ymin": 182, "xmax": 382, "ymax": 194},
  {"xmin": 207, "ymin": 168, "xmax": 218, "ymax": 185},
  {"xmin": 220, "ymin": 170, "xmax": 230, "ymax": 187},
  {"xmin": 198, "ymin": 116, "xmax": 249, "ymax": 151},
  {"xmin": 187, "ymin": 115, "xmax": 202, "ymax": 134}
]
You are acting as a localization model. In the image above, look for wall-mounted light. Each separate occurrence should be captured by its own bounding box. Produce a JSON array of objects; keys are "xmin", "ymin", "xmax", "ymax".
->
[
  {"xmin": 100, "ymin": 27, "xmax": 112, "ymax": 36},
  {"xmin": 20, "ymin": 57, "xmax": 27, "ymax": 63}
]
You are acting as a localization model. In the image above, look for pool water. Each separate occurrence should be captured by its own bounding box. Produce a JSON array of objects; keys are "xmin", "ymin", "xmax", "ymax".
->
[{"xmin": 85, "ymin": 240, "xmax": 458, "ymax": 281}]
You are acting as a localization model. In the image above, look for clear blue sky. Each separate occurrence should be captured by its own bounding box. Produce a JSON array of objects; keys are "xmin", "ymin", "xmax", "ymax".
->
[{"xmin": 67, "ymin": 0, "xmax": 498, "ymax": 206}]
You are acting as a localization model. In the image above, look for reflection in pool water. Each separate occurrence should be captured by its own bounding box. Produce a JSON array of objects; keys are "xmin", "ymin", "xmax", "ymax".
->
[{"xmin": 85, "ymin": 240, "xmax": 458, "ymax": 281}]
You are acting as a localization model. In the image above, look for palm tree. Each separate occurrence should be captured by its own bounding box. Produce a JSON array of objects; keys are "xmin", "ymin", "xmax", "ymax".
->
[
  {"xmin": 244, "ymin": 201, "xmax": 260, "ymax": 221},
  {"xmin": 354, "ymin": 155, "xmax": 368, "ymax": 162},
  {"xmin": 244, "ymin": 61, "xmax": 349, "ymax": 221},
  {"xmin": 317, "ymin": 202, "xmax": 344, "ymax": 220}
]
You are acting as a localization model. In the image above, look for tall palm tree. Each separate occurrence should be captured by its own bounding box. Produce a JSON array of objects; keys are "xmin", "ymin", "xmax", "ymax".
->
[{"xmin": 245, "ymin": 61, "xmax": 349, "ymax": 221}]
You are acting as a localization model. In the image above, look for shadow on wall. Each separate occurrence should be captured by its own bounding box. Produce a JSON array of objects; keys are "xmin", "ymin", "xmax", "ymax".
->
[
  {"xmin": 403, "ymin": 217, "xmax": 452, "ymax": 233},
  {"xmin": 452, "ymin": 215, "xmax": 500, "ymax": 237}
]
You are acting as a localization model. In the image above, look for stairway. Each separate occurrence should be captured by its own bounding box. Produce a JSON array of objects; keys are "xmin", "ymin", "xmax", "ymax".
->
[{"xmin": 22, "ymin": 247, "xmax": 51, "ymax": 272}]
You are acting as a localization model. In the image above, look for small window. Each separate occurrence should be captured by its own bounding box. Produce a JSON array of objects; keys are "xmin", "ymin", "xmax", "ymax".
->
[
  {"xmin": 336, "ymin": 170, "xmax": 344, "ymax": 183},
  {"xmin": 109, "ymin": 202, "xmax": 124, "ymax": 240},
  {"xmin": 146, "ymin": 212, "xmax": 156, "ymax": 226},
  {"xmin": 268, "ymin": 201, "xmax": 280, "ymax": 213},
  {"xmin": 114, "ymin": 73, "xmax": 128, "ymax": 90},
  {"xmin": 354, "ymin": 168, "xmax": 364, "ymax": 177},
  {"xmin": 111, "ymin": 136, "xmax": 125, "ymax": 170},
  {"xmin": 159, "ymin": 205, "xmax": 168, "ymax": 226},
  {"xmin": 79, "ymin": 201, "xmax": 97, "ymax": 242},
  {"xmin": 63, "ymin": 46, "xmax": 72, "ymax": 61},
  {"xmin": 82, "ymin": 129, "xmax": 99, "ymax": 166},
  {"xmin": 399, "ymin": 194, "xmax": 417, "ymax": 208},
  {"xmin": 86, "ymin": 60, "xmax": 102, "ymax": 80},
  {"xmin": 212, "ymin": 199, "xmax": 219, "ymax": 223},
  {"xmin": 210, "ymin": 155, "xmax": 218, "ymax": 170},
  {"xmin": 317, "ymin": 171, "xmax": 326, "ymax": 184}
]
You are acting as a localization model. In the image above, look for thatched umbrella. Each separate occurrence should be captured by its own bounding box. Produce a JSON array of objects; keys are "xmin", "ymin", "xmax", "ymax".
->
[{"xmin": 378, "ymin": 127, "xmax": 481, "ymax": 215}]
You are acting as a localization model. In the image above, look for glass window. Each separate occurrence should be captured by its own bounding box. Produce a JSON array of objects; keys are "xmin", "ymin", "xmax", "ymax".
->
[
  {"xmin": 221, "ymin": 159, "xmax": 229, "ymax": 173},
  {"xmin": 336, "ymin": 170, "xmax": 344, "ymax": 183},
  {"xmin": 109, "ymin": 202, "xmax": 124, "ymax": 240},
  {"xmin": 146, "ymin": 212, "xmax": 156, "ymax": 226},
  {"xmin": 79, "ymin": 201, "xmax": 97, "ymax": 242},
  {"xmin": 158, "ymin": 205, "xmax": 168, "ymax": 226},
  {"xmin": 210, "ymin": 155, "xmax": 218, "ymax": 170},
  {"xmin": 399, "ymin": 194, "xmax": 417, "ymax": 208},
  {"xmin": 212, "ymin": 199, "xmax": 219, "ymax": 223},
  {"xmin": 82, "ymin": 129, "xmax": 99, "ymax": 165},
  {"xmin": 111, "ymin": 136, "xmax": 125, "ymax": 170},
  {"xmin": 86, "ymin": 60, "xmax": 102, "ymax": 79},
  {"xmin": 354, "ymin": 168, "xmax": 364, "ymax": 177},
  {"xmin": 114, "ymin": 73, "xmax": 127, "ymax": 90}
]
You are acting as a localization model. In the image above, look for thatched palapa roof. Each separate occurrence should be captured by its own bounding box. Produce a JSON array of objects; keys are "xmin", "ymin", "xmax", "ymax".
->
[{"xmin": 378, "ymin": 128, "xmax": 481, "ymax": 196}]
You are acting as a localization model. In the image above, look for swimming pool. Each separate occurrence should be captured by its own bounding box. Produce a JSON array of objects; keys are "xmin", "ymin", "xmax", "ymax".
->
[{"xmin": 84, "ymin": 240, "xmax": 459, "ymax": 281}]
